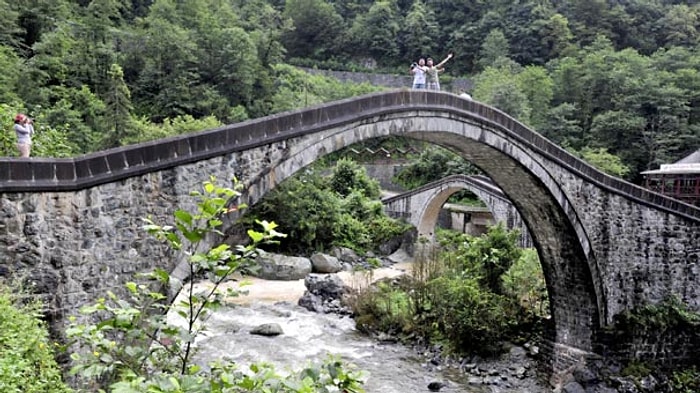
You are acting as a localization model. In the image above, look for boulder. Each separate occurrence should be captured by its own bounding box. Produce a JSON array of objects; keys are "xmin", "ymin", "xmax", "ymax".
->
[
  {"xmin": 562, "ymin": 382, "xmax": 586, "ymax": 393},
  {"xmin": 310, "ymin": 253, "xmax": 343, "ymax": 273},
  {"xmin": 254, "ymin": 251, "xmax": 312, "ymax": 280},
  {"xmin": 298, "ymin": 274, "xmax": 352, "ymax": 314},
  {"xmin": 330, "ymin": 246, "xmax": 360, "ymax": 263},
  {"xmin": 250, "ymin": 323, "xmax": 283, "ymax": 337}
]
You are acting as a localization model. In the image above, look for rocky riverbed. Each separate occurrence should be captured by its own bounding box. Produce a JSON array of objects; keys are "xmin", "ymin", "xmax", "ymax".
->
[{"xmin": 169, "ymin": 260, "xmax": 552, "ymax": 393}]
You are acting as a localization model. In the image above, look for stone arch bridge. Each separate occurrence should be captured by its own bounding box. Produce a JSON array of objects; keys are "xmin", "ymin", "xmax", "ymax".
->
[
  {"xmin": 0, "ymin": 91, "xmax": 698, "ymax": 374},
  {"xmin": 382, "ymin": 174, "xmax": 532, "ymax": 247}
]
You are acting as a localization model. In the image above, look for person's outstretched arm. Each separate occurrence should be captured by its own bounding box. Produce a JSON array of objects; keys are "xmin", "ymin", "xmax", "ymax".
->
[{"xmin": 435, "ymin": 53, "xmax": 453, "ymax": 68}]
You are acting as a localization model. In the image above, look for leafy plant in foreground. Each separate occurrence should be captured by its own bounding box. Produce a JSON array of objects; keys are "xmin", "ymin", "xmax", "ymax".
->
[
  {"xmin": 67, "ymin": 176, "xmax": 365, "ymax": 392},
  {"xmin": 0, "ymin": 283, "xmax": 72, "ymax": 393}
]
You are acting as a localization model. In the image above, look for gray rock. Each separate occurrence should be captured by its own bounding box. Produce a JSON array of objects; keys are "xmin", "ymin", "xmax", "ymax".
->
[
  {"xmin": 639, "ymin": 375, "xmax": 658, "ymax": 392},
  {"xmin": 331, "ymin": 246, "xmax": 360, "ymax": 263},
  {"xmin": 298, "ymin": 292, "xmax": 324, "ymax": 313},
  {"xmin": 467, "ymin": 376, "xmax": 483, "ymax": 385},
  {"xmin": 298, "ymin": 274, "xmax": 351, "ymax": 314},
  {"xmin": 254, "ymin": 251, "xmax": 312, "ymax": 280},
  {"xmin": 310, "ymin": 253, "xmax": 343, "ymax": 273},
  {"xmin": 305, "ymin": 274, "xmax": 348, "ymax": 297},
  {"xmin": 562, "ymin": 381, "xmax": 586, "ymax": 393},
  {"xmin": 573, "ymin": 365, "xmax": 599, "ymax": 386},
  {"xmin": 250, "ymin": 323, "xmax": 283, "ymax": 336}
]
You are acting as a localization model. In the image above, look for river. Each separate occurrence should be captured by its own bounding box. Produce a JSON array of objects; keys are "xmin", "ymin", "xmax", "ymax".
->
[{"xmin": 169, "ymin": 264, "xmax": 550, "ymax": 393}]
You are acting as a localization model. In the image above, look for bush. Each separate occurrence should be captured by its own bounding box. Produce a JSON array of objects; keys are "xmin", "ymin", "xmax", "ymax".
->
[
  {"xmin": 0, "ymin": 284, "xmax": 72, "ymax": 393},
  {"xmin": 501, "ymin": 248, "xmax": 549, "ymax": 320},
  {"xmin": 671, "ymin": 367, "xmax": 700, "ymax": 393},
  {"xmin": 425, "ymin": 275, "xmax": 514, "ymax": 354},
  {"xmin": 352, "ymin": 280, "xmax": 415, "ymax": 336},
  {"xmin": 245, "ymin": 161, "xmax": 410, "ymax": 255}
]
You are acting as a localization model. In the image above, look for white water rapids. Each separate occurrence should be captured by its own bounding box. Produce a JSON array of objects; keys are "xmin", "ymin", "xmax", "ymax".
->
[{"xmin": 168, "ymin": 264, "xmax": 549, "ymax": 393}]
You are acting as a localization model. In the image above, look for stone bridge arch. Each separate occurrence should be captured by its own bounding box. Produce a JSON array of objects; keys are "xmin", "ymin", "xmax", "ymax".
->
[
  {"xmin": 381, "ymin": 174, "xmax": 532, "ymax": 247},
  {"xmin": 226, "ymin": 105, "xmax": 604, "ymax": 369},
  {"xmin": 1, "ymin": 91, "xmax": 698, "ymax": 376}
]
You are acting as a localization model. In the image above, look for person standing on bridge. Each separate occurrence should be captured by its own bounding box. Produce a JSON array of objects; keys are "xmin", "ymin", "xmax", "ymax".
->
[
  {"xmin": 426, "ymin": 52, "xmax": 453, "ymax": 91},
  {"xmin": 410, "ymin": 57, "xmax": 428, "ymax": 89},
  {"xmin": 13, "ymin": 113, "xmax": 34, "ymax": 158}
]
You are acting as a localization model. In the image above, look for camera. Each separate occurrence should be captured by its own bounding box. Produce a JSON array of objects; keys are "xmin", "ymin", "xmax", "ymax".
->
[{"xmin": 410, "ymin": 62, "xmax": 418, "ymax": 69}]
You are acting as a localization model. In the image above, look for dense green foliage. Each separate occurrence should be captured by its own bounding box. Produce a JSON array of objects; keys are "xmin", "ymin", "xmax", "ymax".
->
[
  {"xmin": 0, "ymin": 284, "xmax": 72, "ymax": 393},
  {"xmin": 244, "ymin": 159, "xmax": 410, "ymax": 254},
  {"xmin": 66, "ymin": 176, "xmax": 366, "ymax": 392},
  {"xmin": 352, "ymin": 224, "xmax": 548, "ymax": 355},
  {"xmin": 2, "ymin": 0, "xmax": 699, "ymax": 181}
]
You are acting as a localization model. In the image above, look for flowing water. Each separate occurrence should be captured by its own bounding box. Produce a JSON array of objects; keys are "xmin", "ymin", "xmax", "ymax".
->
[{"xmin": 170, "ymin": 265, "xmax": 549, "ymax": 393}]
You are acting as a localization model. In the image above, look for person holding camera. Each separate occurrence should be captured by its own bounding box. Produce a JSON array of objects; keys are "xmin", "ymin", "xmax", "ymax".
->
[
  {"xmin": 410, "ymin": 57, "xmax": 428, "ymax": 89},
  {"xmin": 13, "ymin": 113, "xmax": 34, "ymax": 158}
]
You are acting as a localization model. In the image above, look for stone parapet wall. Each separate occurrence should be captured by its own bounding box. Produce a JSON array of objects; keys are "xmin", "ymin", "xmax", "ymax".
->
[{"xmin": 298, "ymin": 67, "xmax": 474, "ymax": 93}]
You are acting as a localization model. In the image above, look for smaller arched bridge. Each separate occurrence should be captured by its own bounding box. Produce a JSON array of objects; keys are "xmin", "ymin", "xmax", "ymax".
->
[
  {"xmin": 382, "ymin": 174, "xmax": 532, "ymax": 246},
  {"xmin": 0, "ymin": 90, "xmax": 698, "ymax": 375}
]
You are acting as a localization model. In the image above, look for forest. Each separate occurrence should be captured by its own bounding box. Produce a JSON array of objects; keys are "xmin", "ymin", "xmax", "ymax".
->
[{"xmin": 1, "ymin": 0, "xmax": 700, "ymax": 182}]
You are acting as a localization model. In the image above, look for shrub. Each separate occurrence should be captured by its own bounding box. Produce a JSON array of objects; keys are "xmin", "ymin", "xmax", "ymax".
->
[
  {"xmin": 671, "ymin": 367, "xmax": 700, "ymax": 393},
  {"xmin": 425, "ymin": 275, "xmax": 514, "ymax": 354},
  {"xmin": 501, "ymin": 248, "xmax": 549, "ymax": 319},
  {"xmin": 0, "ymin": 284, "xmax": 72, "ymax": 393},
  {"xmin": 352, "ymin": 280, "xmax": 415, "ymax": 336}
]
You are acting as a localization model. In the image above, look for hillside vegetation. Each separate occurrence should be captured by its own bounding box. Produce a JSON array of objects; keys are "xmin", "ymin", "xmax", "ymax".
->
[{"xmin": 1, "ymin": 0, "xmax": 698, "ymax": 180}]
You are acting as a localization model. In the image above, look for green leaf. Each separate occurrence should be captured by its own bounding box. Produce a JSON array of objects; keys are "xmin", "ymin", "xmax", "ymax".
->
[
  {"xmin": 248, "ymin": 229, "xmax": 264, "ymax": 243},
  {"xmin": 174, "ymin": 209, "xmax": 193, "ymax": 226}
]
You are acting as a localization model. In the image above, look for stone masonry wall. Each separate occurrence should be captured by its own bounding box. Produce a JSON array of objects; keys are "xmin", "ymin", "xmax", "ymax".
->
[{"xmin": 0, "ymin": 148, "xmax": 281, "ymax": 336}]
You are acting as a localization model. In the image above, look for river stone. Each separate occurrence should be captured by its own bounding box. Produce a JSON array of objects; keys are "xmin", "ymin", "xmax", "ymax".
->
[
  {"xmin": 250, "ymin": 323, "xmax": 283, "ymax": 336},
  {"xmin": 254, "ymin": 251, "xmax": 312, "ymax": 280},
  {"xmin": 310, "ymin": 253, "xmax": 342, "ymax": 273},
  {"xmin": 562, "ymin": 381, "xmax": 586, "ymax": 393},
  {"xmin": 298, "ymin": 274, "xmax": 351, "ymax": 314},
  {"xmin": 427, "ymin": 381, "xmax": 446, "ymax": 391},
  {"xmin": 331, "ymin": 246, "xmax": 360, "ymax": 263}
]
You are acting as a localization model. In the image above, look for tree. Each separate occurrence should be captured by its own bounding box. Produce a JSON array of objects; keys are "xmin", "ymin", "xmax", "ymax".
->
[
  {"xmin": 473, "ymin": 61, "xmax": 531, "ymax": 124},
  {"xmin": 572, "ymin": 146, "xmax": 631, "ymax": 178},
  {"xmin": 330, "ymin": 158, "xmax": 380, "ymax": 198},
  {"xmin": 400, "ymin": 1, "xmax": 439, "ymax": 61},
  {"xmin": 77, "ymin": 0, "xmax": 125, "ymax": 95},
  {"xmin": 394, "ymin": 146, "xmax": 477, "ymax": 190},
  {"xmin": 658, "ymin": 4, "xmax": 699, "ymax": 48},
  {"xmin": 101, "ymin": 63, "xmax": 135, "ymax": 148},
  {"xmin": 538, "ymin": 13, "xmax": 574, "ymax": 60},
  {"xmin": 477, "ymin": 29, "xmax": 510, "ymax": 70},
  {"xmin": 516, "ymin": 65, "xmax": 553, "ymax": 131},
  {"xmin": 348, "ymin": 1, "xmax": 401, "ymax": 62},
  {"xmin": 282, "ymin": 0, "xmax": 345, "ymax": 60},
  {"xmin": 0, "ymin": 46, "xmax": 21, "ymax": 104}
]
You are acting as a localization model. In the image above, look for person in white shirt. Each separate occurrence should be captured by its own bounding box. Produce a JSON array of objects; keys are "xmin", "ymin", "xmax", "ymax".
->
[
  {"xmin": 13, "ymin": 113, "xmax": 34, "ymax": 158},
  {"xmin": 410, "ymin": 58, "xmax": 427, "ymax": 89}
]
